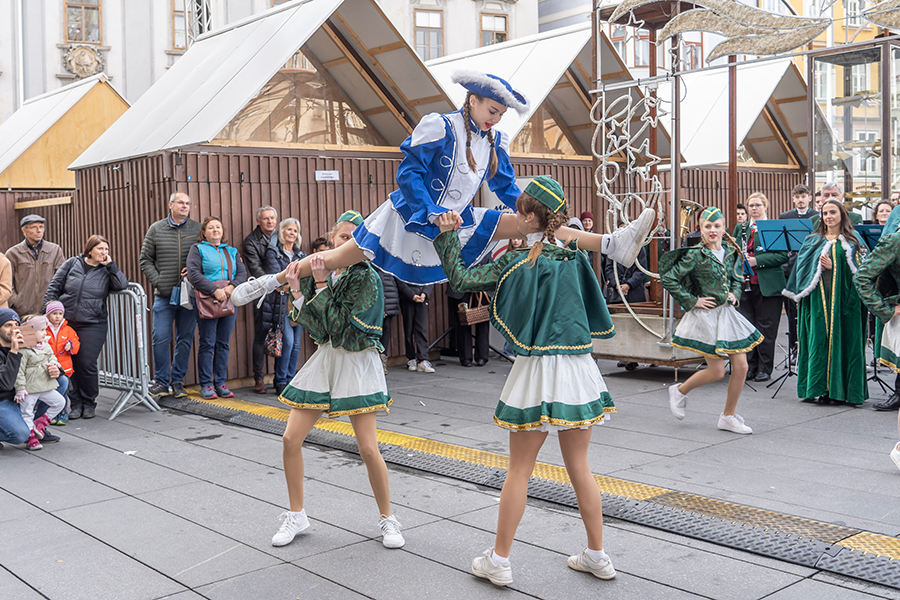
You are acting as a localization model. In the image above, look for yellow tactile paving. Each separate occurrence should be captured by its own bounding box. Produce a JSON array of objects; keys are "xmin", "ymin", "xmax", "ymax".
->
[
  {"xmin": 177, "ymin": 391, "xmax": 900, "ymax": 557},
  {"xmin": 836, "ymin": 532, "xmax": 900, "ymax": 560}
]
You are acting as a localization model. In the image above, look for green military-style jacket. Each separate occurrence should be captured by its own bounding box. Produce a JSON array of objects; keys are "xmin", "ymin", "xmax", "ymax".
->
[
  {"xmin": 287, "ymin": 262, "xmax": 385, "ymax": 352},
  {"xmin": 732, "ymin": 222, "xmax": 789, "ymax": 297},
  {"xmin": 659, "ymin": 245, "xmax": 745, "ymax": 310},
  {"xmin": 433, "ymin": 230, "xmax": 614, "ymax": 357},
  {"xmin": 854, "ymin": 231, "xmax": 900, "ymax": 324}
]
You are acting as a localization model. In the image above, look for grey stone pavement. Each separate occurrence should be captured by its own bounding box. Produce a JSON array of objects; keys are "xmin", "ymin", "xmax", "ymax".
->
[{"xmin": 3, "ymin": 328, "xmax": 900, "ymax": 599}]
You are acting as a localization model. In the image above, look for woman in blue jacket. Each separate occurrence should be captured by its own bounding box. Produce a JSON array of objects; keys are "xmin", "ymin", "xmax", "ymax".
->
[
  {"xmin": 187, "ymin": 217, "xmax": 247, "ymax": 399},
  {"xmin": 265, "ymin": 218, "xmax": 307, "ymax": 394}
]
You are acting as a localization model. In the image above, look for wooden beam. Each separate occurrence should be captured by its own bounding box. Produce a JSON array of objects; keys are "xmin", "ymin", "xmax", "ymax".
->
[
  {"xmin": 569, "ymin": 123, "xmax": 593, "ymax": 131},
  {"xmin": 408, "ymin": 94, "xmax": 445, "ymax": 107},
  {"xmin": 745, "ymin": 136, "xmax": 779, "ymax": 143},
  {"xmin": 565, "ymin": 69, "xmax": 593, "ymax": 111},
  {"xmin": 368, "ymin": 41, "xmax": 406, "ymax": 55},
  {"xmin": 543, "ymin": 99, "xmax": 587, "ymax": 156},
  {"xmin": 329, "ymin": 13, "xmax": 421, "ymax": 121},
  {"xmin": 362, "ymin": 106, "xmax": 391, "ymax": 116},
  {"xmin": 205, "ymin": 139, "xmax": 401, "ymax": 153},
  {"xmin": 761, "ymin": 106, "xmax": 799, "ymax": 166},
  {"xmin": 321, "ymin": 57, "xmax": 350, "ymax": 69},
  {"xmin": 600, "ymin": 69, "xmax": 629, "ymax": 81},
  {"xmin": 321, "ymin": 21, "xmax": 412, "ymax": 134},
  {"xmin": 768, "ymin": 100, "xmax": 807, "ymax": 163},
  {"xmin": 773, "ymin": 95, "xmax": 807, "ymax": 105},
  {"xmin": 14, "ymin": 196, "xmax": 72, "ymax": 209}
]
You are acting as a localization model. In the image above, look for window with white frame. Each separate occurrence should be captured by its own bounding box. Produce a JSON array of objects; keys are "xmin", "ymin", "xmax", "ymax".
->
[
  {"xmin": 814, "ymin": 61, "xmax": 832, "ymax": 101},
  {"xmin": 807, "ymin": 0, "xmax": 819, "ymax": 16},
  {"xmin": 172, "ymin": 0, "xmax": 186, "ymax": 50},
  {"xmin": 851, "ymin": 63, "xmax": 870, "ymax": 93},
  {"xmin": 415, "ymin": 10, "xmax": 443, "ymax": 61},
  {"xmin": 855, "ymin": 130, "xmax": 879, "ymax": 174},
  {"xmin": 634, "ymin": 32, "xmax": 650, "ymax": 66},
  {"xmin": 762, "ymin": 0, "xmax": 784, "ymax": 14},
  {"xmin": 66, "ymin": 1, "xmax": 101, "ymax": 43},
  {"xmin": 611, "ymin": 26, "xmax": 627, "ymax": 62},
  {"xmin": 481, "ymin": 14, "xmax": 507, "ymax": 46},
  {"xmin": 685, "ymin": 41, "xmax": 702, "ymax": 70},
  {"xmin": 847, "ymin": 0, "xmax": 864, "ymax": 26}
]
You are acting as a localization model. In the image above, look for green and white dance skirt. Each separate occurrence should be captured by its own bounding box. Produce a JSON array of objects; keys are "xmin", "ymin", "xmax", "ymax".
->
[
  {"xmin": 672, "ymin": 304, "xmax": 762, "ymax": 359},
  {"xmin": 880, "ymin": 314, "xmax": 900, "ymax": 372},
  {"xmin": 494, "ymin": 353, "xmax": 615, "ymax": 432},
  {"xmin": 279, "ymin": 341, "xmax": 392, "ymax": 416}
]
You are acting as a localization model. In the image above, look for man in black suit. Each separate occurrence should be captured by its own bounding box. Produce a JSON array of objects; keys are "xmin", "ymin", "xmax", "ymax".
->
[{"xmin": 779, "ymin": 184, "xmax": 818, "ymax": 358}]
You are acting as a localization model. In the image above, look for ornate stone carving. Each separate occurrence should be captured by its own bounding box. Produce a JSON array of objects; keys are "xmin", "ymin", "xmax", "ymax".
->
[{"xmin": 64, "ymin": 44, "xmax": 105, "ymax": 78}]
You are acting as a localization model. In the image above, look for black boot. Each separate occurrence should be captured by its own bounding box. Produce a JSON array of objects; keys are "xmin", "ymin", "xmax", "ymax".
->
[{"xmin": 873, "ymin": 393, "xmax": 900, "ymax": 411}]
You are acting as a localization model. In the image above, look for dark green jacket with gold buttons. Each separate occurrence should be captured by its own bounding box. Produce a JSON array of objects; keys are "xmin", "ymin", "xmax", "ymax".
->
[{"xmin": 660, "ymin": 245, "xmax": 744, "ymax": 310}]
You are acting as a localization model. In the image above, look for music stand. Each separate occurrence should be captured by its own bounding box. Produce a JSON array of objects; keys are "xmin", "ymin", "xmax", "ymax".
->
[
  {"xmin": 856, "ymin": 224, "xmax": 884, "ymax": 251},
  {"xmin": 754, "ymin": 219, "xmax": 814, "ymax": 398}
]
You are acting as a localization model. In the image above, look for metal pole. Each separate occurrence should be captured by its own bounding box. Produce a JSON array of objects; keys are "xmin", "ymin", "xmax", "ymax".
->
[{"xmin": 728, "ymin": 55, "xmax": 738, "ymax": 226}]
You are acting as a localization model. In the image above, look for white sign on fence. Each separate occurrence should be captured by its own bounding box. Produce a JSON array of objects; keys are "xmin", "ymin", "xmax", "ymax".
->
[{"xmin": 315, "ymin": 170, "xmax": 340, "ymax": 181}]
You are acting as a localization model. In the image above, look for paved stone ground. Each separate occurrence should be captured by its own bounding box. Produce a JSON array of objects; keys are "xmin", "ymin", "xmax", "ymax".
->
[{"xmin": 3, "ymin": 328, "xmax": 900, "ymax": 599}]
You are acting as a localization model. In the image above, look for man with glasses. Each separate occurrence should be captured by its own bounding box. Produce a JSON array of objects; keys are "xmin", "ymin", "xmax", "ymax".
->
[
  {"xmin": 140, "ymin": 192, "xmax": 201, "ymax": 399},
  {"xmin": 732, "ymin": 193, "xmax": 788, "ymax": 382}
]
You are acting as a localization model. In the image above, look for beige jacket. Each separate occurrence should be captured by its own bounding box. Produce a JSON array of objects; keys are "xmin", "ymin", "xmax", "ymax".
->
[
  {"xmin": 6, "ymin": 239, "xmax": 65, "ymax": 316},
  {"xmin": 0, "ymin": 253, "xmax": 10, "ymax": 308}
]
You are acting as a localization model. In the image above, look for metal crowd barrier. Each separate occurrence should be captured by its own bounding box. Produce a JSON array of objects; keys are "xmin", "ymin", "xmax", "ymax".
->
[{"xmin": 98, "ymin": 282, "xmax": 160, "ymax": 420}]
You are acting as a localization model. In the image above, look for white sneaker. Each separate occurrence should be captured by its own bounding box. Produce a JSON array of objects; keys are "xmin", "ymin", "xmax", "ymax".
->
[
  {"xmin": 379, "ymin": 514, "xmax": 405, "ymax": 548},
  {"xmin": 717, "ymin": 413, "xmax": 753, "ymax": 434},
  {"xmin": 417, "ymin": 360, "xmax": 435, "ymax": 374},
  {"xmin": 891, "ymin": 443, "xmax": 900, "ymax": 472},
  {"xmin": 231, "ymin": 274, "xmax": 281, "ymax": 307},
  {"xmin": 669, "ymin": 384, "xmax": 687, "ymax": 420},
  {"xmin": 407, "ymin": 359, "xmax": 417, "ymax": 371},
  {"xmin": 271, "ymin": 510, "xmax": 309, "ymax": 546},
  {"xmin": 567, "ymin": 549, "xmax": 616, "ymax": 580},
  {"xmin": 472, "ymin": 548, "xmax": 512, "ymax": 586},
  {"xmin": 607, "ymin": 208, "xmax": 656, "ymax": 268}
]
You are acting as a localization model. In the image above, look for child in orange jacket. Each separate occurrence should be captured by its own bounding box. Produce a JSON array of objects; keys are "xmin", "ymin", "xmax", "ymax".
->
[{"xmin": 45, "ymin": 301, "xmax": 80, "ymax": 425}]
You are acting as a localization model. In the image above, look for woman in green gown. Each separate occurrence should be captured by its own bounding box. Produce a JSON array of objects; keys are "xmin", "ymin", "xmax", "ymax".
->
[{"xmin": 782, "ymin": 199, "xmax": 868, "ymax": 404}]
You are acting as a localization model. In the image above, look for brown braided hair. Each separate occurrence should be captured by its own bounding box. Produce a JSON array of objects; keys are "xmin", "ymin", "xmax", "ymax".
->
[
  {"xmin": 517, "ymin": 193, "xmax": 569, "ymax": 267},
  {"xmin": 462, "ymin": 93, "xmax": 499, "ymax": 178}
]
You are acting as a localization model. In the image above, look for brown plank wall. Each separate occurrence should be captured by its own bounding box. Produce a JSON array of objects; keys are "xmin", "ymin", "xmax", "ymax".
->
[
  {"xmin": 1, "ymin": 189, "xmax": 77, "ymax": 254},
  {"xmin": 66, "ymin": 148, "xmax": 801, "ymax": 385}
]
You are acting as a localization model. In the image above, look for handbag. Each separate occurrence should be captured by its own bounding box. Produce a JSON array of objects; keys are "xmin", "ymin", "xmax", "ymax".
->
[
  {"xmin": 179, "ymin": 278, "xmax": 193, "ymax": 310},
  {"xmin": 458, "ymin": 291, "xmax": 491, "ymax": 326},
  {"xmin": 195, "ymin": 249, "xmax": 236, "ymax": 320},
  {"xmin": 265, "ymin": 322, "xmax": 283, "ymax": 357}
]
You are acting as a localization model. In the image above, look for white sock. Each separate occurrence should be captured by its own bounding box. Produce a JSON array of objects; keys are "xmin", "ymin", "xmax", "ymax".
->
[
  {"xmin": 291, "ymin": 509, "xmax": 305, "ymax": 517},
  {"xmin": 586, "ymin": 548, "xmax": 608, "ymax": 562},
  {"xmin": 491, "ymin": 550, "xmax": 510, "ymax": 565},
  {"xmin": 601, "ymin": 233, "xmax": 615, "ymax": 256}
]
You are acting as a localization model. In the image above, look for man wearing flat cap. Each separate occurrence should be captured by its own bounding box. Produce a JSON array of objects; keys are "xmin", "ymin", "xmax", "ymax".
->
[{"xmin": 5, "ymin": 215, "xmax": 65, "ymax": 316}]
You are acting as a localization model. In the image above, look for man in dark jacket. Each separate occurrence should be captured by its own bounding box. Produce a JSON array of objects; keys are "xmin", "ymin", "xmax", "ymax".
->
[
  {"xmin": 376, "ymin": 268, "xmax": 400, "ymax": 374},
  {"xmin": 604, "ymin": 246, "xmax": 647, "ymax": 304},
  {"xmin": 140, "ymin": 192, "xmax": 201, "ymax": 399},
  {"xmin": 0, "ymin": 308, "xmax": 30, "ymax": 449},
  {"xmin": 779, "ymin": 184, "xmax": 817, "ymax": 356},
  {"xmin": 398, "ymin": 280, "xmax": 434, "ymax": 373},
  {"xmin": 243, "ymin": 206, "xmax": 278, "ymax": 393},
  {"xmin": 6, "ymin": 214, "xmax": 65, "ymax": 316}
]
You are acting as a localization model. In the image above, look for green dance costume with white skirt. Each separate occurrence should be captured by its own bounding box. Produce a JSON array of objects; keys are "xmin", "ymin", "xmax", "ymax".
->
[
  {"xmin": 660, "ymin": 245, "xmax": 762, "ymax": 358},
  {"xmin": 433, "ymin": 230, "xmax": 616, "ymax": 431},
  {"xmin": 279, "ymin": 262, "xmax": 392, "ymax": 416}
]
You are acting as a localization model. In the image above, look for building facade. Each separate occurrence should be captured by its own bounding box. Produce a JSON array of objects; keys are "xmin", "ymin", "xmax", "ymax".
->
[{"xmin": 0, "ymin": 0, "xmax": 537, "ymax": 124}]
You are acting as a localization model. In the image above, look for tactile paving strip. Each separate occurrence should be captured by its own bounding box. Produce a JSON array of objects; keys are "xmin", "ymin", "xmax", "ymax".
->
[{"xmin": 158, "ymin": 394, "xmax": 900, "ymax": 589}]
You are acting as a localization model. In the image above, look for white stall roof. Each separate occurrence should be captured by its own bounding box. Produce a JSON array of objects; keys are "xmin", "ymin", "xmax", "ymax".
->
[
  {"xmin": 0, "ymin": 74, "xmax": 124, "ymax": 176},
  {"xmin": 427, "ymin": 24, "xmax": 671, "ymax": 159},
  {"xmin": 659, "ymin": 59, "xmax": 809, "ymax": 168},
  {"xmin": 71, "ymin": 0, "xmax": 452, "ymax": 169}
]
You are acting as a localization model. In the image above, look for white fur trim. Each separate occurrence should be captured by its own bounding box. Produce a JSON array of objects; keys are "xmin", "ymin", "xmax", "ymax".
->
[
  {"xmin": 781, "ymin": 239, "xmax": 832, "ymax": 302},
  {"xmin": 411, "ymin": 113, "xmax": 448, "ymax": 147},
  {"xmin": 838, "ymin": 235, "xmax": 860, "ymax": 274},
  {"xmin": 451, "ymin": 69, "xmax": 528, "ymax": 115},
  {"xmin": 496, "ymin": 129, "xmax": 510, "ymax": 155}
]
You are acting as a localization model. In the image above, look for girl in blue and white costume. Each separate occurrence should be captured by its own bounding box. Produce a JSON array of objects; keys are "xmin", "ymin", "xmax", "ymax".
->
[{"xmin": 231, "ymin": 71, "xmax": 655, "ymax": 304}]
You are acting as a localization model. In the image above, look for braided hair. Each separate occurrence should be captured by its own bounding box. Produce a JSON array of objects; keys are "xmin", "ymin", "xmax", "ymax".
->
[
  {"xmin": 517, "ymin": 193, "xmax": 570, "ymax": 267},
  {"xmin": 462, "ymin": 93, "xmax": 499, "ymax": 177}
]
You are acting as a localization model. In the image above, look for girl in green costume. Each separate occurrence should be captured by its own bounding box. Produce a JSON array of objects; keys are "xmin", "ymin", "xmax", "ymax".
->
[
  {"xmin": 270, "ymin": 211, "xmax": 405, "ymax": 550},
  {"xmin": 433, "ymin": 176, "xmax": 617, "ymax": 587},
  {"xmin": 660, "ymin": 207, "xmax": 761, "ymax": 435},
  {"xmin": 783, "ymin": 199, "xmax": 868, "ymax": 405}
]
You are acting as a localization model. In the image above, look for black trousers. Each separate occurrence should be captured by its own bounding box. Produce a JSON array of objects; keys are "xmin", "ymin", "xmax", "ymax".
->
[
  {"xmin": 447, "ymin": 295, "xmax": 489, "ymax": 363},
  {"xmin": 400, "ymin": 300, "xmax": 429, "ymax": 362},
  {"xmin": 737, "ymin": 284, "xmax": 782, "ymax": 376},
  {"xmin": 252, "ymin": 306, "xmax": 267, "ymax": 380},
  {"xmin": 67, "ymin": 320, "xmax": 108, "ymax": 410},
  {"xmin": 784, "ymin": 297, "xmax": 798, "ymax": 350},
  {"xmin": 380, "ymin": 315, "xmax": 394, "ymax": 352}
]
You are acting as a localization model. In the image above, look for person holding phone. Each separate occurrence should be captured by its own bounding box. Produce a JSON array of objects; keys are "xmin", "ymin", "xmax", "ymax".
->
[
  {"xmin": 0, "ymin": 308, "xmax": 30, "ymax": 449},
  {"xmin": 44, "ymin": 235, "xmax": 127, "ymax": 419}
]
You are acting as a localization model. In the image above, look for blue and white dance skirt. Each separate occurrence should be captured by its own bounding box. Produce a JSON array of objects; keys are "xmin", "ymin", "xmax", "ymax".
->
[{"xmin": 353, "ymin": 200, "xmax": 502, "ymax": 285}]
